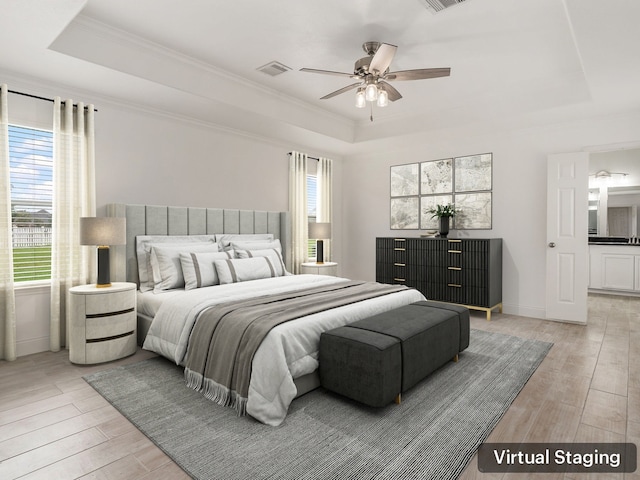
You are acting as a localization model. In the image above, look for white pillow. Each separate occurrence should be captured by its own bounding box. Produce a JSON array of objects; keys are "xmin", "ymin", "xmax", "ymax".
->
[
  {"xmin": 136, "ymin": 235, "xmax": 216, "ymax": 292},
  {"xmin": 229, "ymin": 238, "xmax": 282, "ymax": 253},
  {"xmin": 234, "ymin": 248, "xmax": 287, "ymax": 276},
  {"xmin": 214, "ymin": 257, "xmax": 283, "ymax": 285},
  {"xmin": 216, "ymin": 234, "xmax": 274, "ymax": 251},
  {"xmin": 150, "ymin": 243, "xmax": 220, "ymax": 292},
  {"xmin": 180, "ymin": 251, "xmax": 233, "ymax": 290}
]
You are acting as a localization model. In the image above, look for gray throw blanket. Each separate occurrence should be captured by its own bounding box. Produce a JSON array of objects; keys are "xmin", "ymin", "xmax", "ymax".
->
[{"xmin": 184, "ymin": 280, "xmax": 407, "ymax": 415}]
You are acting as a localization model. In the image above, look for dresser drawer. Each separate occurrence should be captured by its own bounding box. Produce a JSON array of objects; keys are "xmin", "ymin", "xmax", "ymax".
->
[{"xmin": 85, "ymin": 289, "xmax": 135, "ymax": 315}]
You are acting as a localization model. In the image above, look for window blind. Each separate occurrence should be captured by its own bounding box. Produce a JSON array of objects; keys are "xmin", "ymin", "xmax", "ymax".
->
[{"xmin": 9, "ymin": 124, "xmax": 53, "ymax": 282}]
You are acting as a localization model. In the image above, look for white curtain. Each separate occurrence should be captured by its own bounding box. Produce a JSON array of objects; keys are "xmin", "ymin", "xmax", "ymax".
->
[
  {"xmin": 317, "ymin": 157, "xmax": 333, "ymax": 261},
  {"xmin": 288, "ymin": 151, "xmax": 308, "ymax": 274},
  {"xmin": 0, "ymin": 84, "xmax": 17, "ymax": 361},
  {"xmin": 50, "ymin": 98, "xmax": 96, "ymax": 351}
]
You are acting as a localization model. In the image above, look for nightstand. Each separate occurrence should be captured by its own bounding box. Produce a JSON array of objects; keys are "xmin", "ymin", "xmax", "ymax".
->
[
  {"xmin": 300, "ymin": 262, "xmax": 338, "ymax": 276},
  {"xmin": 69, "ymin": 282, "xmax": 137, "ymax": 364}
]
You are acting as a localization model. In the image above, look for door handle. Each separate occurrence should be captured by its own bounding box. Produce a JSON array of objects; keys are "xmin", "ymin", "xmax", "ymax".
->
[{"xmin": 548, "ymin": 242, "xmax": 556, "ymax": 248}]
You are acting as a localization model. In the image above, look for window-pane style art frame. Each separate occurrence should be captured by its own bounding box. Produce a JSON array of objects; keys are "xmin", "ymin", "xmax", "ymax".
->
[
  {"xmin": 390, "ymin": 197, "xmax": 419, "ymax": 230},
  {"xmin": 390, "ymin": 153, "xmax": 493, "ymax": 230},
  {"xmin": 420, "ymin": 194, "xmax": 453, "ymax": 230},
  {"xmin": 390, "ymin": 163, "xmax": 419, "ymax": 230},
  {"xmin": 420, "ymin": 158, "xmax": 452, "ymax": 195},
  {"xmin": 390, "ymin": 163, "xmax": 419, "ymax": 197},
  {"xmin": 454, "ymin": 153, "xmax": 492, "ymax": 193},
  {"xmin": 454, "ymin": 192, "xmax": 492, "ymax": 229}
]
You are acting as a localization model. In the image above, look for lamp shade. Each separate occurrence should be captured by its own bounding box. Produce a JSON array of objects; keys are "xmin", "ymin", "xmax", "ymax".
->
[
  {"xmin": 308, "ymin": 222, "xmax": 331, "ymax": 239},
  {"xmin": 80, "ymin": 217, "xmax": 126, "ymax": 246}
]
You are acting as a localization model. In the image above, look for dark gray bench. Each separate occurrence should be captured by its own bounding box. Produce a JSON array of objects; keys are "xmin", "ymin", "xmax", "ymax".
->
[{"xmin": 319, "ymin": 301, "xmax": 470, "ymax": 407}]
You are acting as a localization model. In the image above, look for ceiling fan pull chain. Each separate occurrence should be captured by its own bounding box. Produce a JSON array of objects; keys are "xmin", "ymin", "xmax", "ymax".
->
[{"xmin": 370, "ymin": 103, "xmax": 374, "ymax": 122}]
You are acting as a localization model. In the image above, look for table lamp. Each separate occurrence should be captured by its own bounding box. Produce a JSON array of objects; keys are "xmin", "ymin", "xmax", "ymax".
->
[
  {"xmin": 80, "ymin": 217, "xmax": 126, "ymax": 287},
  {"xmin": 308, "ymin": 222, "xmax": 331, "ymax": 264}
]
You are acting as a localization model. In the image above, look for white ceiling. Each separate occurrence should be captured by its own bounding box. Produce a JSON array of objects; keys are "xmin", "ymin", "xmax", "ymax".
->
[{"xmin": 1, "ymin": 0, "xmax": 639, "ymax": 153}]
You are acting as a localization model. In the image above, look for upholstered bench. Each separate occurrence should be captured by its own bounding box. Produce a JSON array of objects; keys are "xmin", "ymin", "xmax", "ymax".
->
[{"xmin": 319, "ymin": 301, "xmax": 470, "ymax": 407}]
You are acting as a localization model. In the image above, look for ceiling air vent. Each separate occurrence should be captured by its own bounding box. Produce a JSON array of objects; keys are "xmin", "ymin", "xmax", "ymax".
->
[
  {"xmin": 257, "ymin": 61, "xmax": 291, "ymax": 77},
  {"xmin": 420, "ymin": 0, "xmax": 467, "ymax": 14}
]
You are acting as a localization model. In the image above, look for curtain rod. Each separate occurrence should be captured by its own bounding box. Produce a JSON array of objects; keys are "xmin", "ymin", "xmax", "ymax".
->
[
  {"xmin": 287, "ymin": 152, "xmax": 319, "ymax": 161},
  {"xmin": 8, "ymin": 89, "xmax": 98, "ymax": 112}
]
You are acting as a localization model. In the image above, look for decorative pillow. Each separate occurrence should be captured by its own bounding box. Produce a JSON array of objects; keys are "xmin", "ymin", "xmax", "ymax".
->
[
  {"xmin": 214, "ymin": 257, "xmax": 283, "ymax": 285},
  {"xmin": 217, "ymin": 234, "xmax": 274, "ymax": 251},
  {"xmin": 234, "ymin": 248, "xmax": 287, "ymax": 276},
  {"xmin": 136, "ymin": 235, "xmax": 216, "ymax": 292},
  {"xmin": 229, "ymin": 239, "xmax": 282, "ymax": 253},
  {"xmin": 150, "ymin": 243, "xmax": 220, "ymax": 292},
  {"xmin": 180, "ymin": 251, "xmax": 233, "ymax": 290}
]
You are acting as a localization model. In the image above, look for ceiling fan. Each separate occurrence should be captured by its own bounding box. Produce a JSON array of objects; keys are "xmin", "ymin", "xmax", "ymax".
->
[{"xmin": 300, "ymin": 41, "xmax": 451, "ymax": 109}]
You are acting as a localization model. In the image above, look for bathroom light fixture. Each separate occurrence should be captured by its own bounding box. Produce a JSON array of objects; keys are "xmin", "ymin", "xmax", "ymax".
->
[{"xmin": 590, "ymin": 170, "xmax": 628, "ymax": 179}]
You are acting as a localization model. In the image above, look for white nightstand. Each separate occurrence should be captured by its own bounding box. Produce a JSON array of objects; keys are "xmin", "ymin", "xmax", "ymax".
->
[
  {"xmin": 300, "ymin": 262, "xmax": 338, "ymax": 276},
  {"xmin": 69, "ymin": 282, "xmax": 137, "ymax": 364}
]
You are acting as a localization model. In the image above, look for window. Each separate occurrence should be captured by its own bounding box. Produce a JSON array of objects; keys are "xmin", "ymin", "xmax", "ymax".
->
[
  {"xmin": 9, "ymin": 124, "xmax": 53, "ymax": 282},
  {"xmin": 307, "ymin": 174, "xmax": 317, "ymax": 259}
]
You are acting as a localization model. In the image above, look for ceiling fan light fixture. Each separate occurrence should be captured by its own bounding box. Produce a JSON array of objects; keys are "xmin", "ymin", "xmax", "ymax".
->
[
  {"xmin": 365, "ymin": 83, "xmax": 378, "ymax": 102},
  {"xmin": 377, "ymin": 88, "xmax": 388, "ymax": 107},
  {"xmin": 355, "ymin": 88, "xmax": 366, "ymax": 108}
]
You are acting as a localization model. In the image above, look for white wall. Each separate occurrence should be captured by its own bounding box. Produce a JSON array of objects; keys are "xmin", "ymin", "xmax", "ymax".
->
[{"xmin": 340, "ymin": 110, "xmax": 640, "ymax": 319}]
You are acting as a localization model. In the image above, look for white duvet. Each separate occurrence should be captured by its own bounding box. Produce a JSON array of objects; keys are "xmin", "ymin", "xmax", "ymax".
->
[{"xmin": 143, "ymin": 274, "xmax": 426, "ymax": 426}]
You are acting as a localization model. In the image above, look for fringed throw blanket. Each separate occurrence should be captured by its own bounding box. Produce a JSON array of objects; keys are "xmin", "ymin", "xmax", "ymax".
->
[{"xmin": 184, "ymin": 280, "xmax": 407, "ymax": 415}]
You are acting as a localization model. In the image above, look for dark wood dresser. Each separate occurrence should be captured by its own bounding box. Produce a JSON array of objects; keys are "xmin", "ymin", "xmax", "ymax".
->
[{"xmin": 376, "ymin": 237, "xmax": 503, "ymax": 320}]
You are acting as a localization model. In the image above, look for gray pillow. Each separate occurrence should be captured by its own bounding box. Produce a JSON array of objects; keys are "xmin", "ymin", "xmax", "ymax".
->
[
  {"xmin": 214, "ymin": 257, "xmax": 283, "ymax": 285},
  {"xmin": 216, "ymin": 234, "xmax": 274, "ymax": 251},
  {"xmin": 150, "ymin": 243, "xmax": 220, "ymax": 292},
  {"xmin": 180, "ymin": 251, "xmax": 233, "ymax": 290},
  {"xmin": 136, "ymin": 235, "xmax": 216, "ymax": 292},
  {"xmin": 234, "ymin": 248, "xmax": 287, "ymax": 276}
]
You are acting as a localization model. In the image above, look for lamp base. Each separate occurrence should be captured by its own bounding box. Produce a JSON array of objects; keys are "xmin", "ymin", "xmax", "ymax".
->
[
  {"xmin": 96, "ymin": 246, "xmax": 111, "ymax": 288},
  {"xmin": 316, "ymin": 239, "xmax": 324, "ymax": 264}
]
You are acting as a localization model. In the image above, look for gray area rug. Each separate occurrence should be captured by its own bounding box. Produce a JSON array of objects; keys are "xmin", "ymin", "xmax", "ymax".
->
[{"xmin": 84, "ymin": 329, "xmax": 552, "ymax": 480}]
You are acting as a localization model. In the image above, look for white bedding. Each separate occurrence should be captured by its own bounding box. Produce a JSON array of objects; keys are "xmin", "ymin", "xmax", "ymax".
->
[{"xmin": 142, "ymin": 274, "xmax": 426, "ymax": 425}]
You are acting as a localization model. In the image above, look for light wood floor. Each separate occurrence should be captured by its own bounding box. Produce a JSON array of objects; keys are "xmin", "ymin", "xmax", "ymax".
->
[{"xmin": 0, "ymin": 294, "xmax": 638, "ymax": 480}]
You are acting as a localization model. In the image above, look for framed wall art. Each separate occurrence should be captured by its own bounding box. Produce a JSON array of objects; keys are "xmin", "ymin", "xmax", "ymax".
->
[
  {"xmin": 390, "ymin": 197, "xmax": 419, "ymax": 230},
  {"xmin": 390, "ymin": 153, "xmax": 493, "ymax": 230},
  {"xmin": 390, "ymin": 163, "xmax": 419, "ymax": 197}
]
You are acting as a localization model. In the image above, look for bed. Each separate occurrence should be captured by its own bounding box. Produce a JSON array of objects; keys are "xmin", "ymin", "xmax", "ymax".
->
[{"xmin": 107, "ymin": 203, "xmax": 426, "ymax": 426}]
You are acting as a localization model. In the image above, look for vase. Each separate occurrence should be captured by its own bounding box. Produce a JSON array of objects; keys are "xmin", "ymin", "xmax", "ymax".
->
[{"xmin": 439, "ymin": 216, "xmax": 450, "ymax": 238}]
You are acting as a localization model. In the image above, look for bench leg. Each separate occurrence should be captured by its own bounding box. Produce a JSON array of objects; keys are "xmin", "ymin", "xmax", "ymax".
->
[
  {"xmin": 453, "ymin": 353, "xmax": 459, "ymax": 362},
  {"xmin": 395, "ymin": 394, "xmax": 401, "ymax": 404}
]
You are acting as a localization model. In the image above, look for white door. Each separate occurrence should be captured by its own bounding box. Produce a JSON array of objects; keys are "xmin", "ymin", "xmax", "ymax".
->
[{"xmin": 546, "ymin": 152, "xmax": 589, "ymax": 323}]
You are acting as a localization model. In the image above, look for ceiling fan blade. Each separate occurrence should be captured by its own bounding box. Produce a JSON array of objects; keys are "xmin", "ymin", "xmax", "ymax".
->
[
  {"xmin": 300, "ymin": 68, "xmax": 359, "ymax": 79},
  {"xmin": 378, "ymin": 81, "xmax": 403, "ymax": 102},
  {"xmin": 369, "ymin": 43, "xmax": 397, "ymax": 75},
  {"xmin": 385, "ymin": 68, "xmax": 451, "ymax": 81},
  {"xmin": 320, "ymin": 82, "xmax": 363, "ymax": 100}
]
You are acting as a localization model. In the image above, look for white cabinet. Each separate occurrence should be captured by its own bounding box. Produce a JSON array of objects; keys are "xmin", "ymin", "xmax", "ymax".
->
[
  {"xmin": 601, "ymin": 254, "xmax": 635, "ymax": 290},
  {"xmin": 589, "ymin": 245, "xmax": 640, "ymax": 293}
]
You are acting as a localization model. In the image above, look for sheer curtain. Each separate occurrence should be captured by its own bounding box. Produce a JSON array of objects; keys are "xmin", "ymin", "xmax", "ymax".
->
[
  {"xmin": 0, "ymin": 84, "xmax": 16, "ymax": 361},
  {"xmin": 50, "ymin": 98, "xmax": 96, "ymax": 351},
  {"xmin": 317, "ymin": 157, "xmax": 333, "ymax": 261},
  {"xmin": 288, "ymin": 151, "xmax": 307, "ymax": 274}
]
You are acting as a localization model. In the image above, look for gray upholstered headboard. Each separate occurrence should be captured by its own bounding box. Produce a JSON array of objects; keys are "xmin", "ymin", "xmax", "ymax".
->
[{"xmin": 106, "ymin": 203, "xmax": 291, "ymax": 285}]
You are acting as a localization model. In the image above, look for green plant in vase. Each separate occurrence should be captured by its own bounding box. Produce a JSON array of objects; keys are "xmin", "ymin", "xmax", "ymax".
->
[{"xmin": 427, "ymin": 203, "xmax": 460, "ymax": 238}]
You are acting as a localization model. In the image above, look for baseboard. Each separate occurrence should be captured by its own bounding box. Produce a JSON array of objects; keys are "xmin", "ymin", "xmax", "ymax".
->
[
  {"xmin": 17, "ymin": 337, "xmax": 51, "ymax": 358},
  {"xmin": 501, "ymin": 302, "xmax": 546, "ymax": 320}
]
